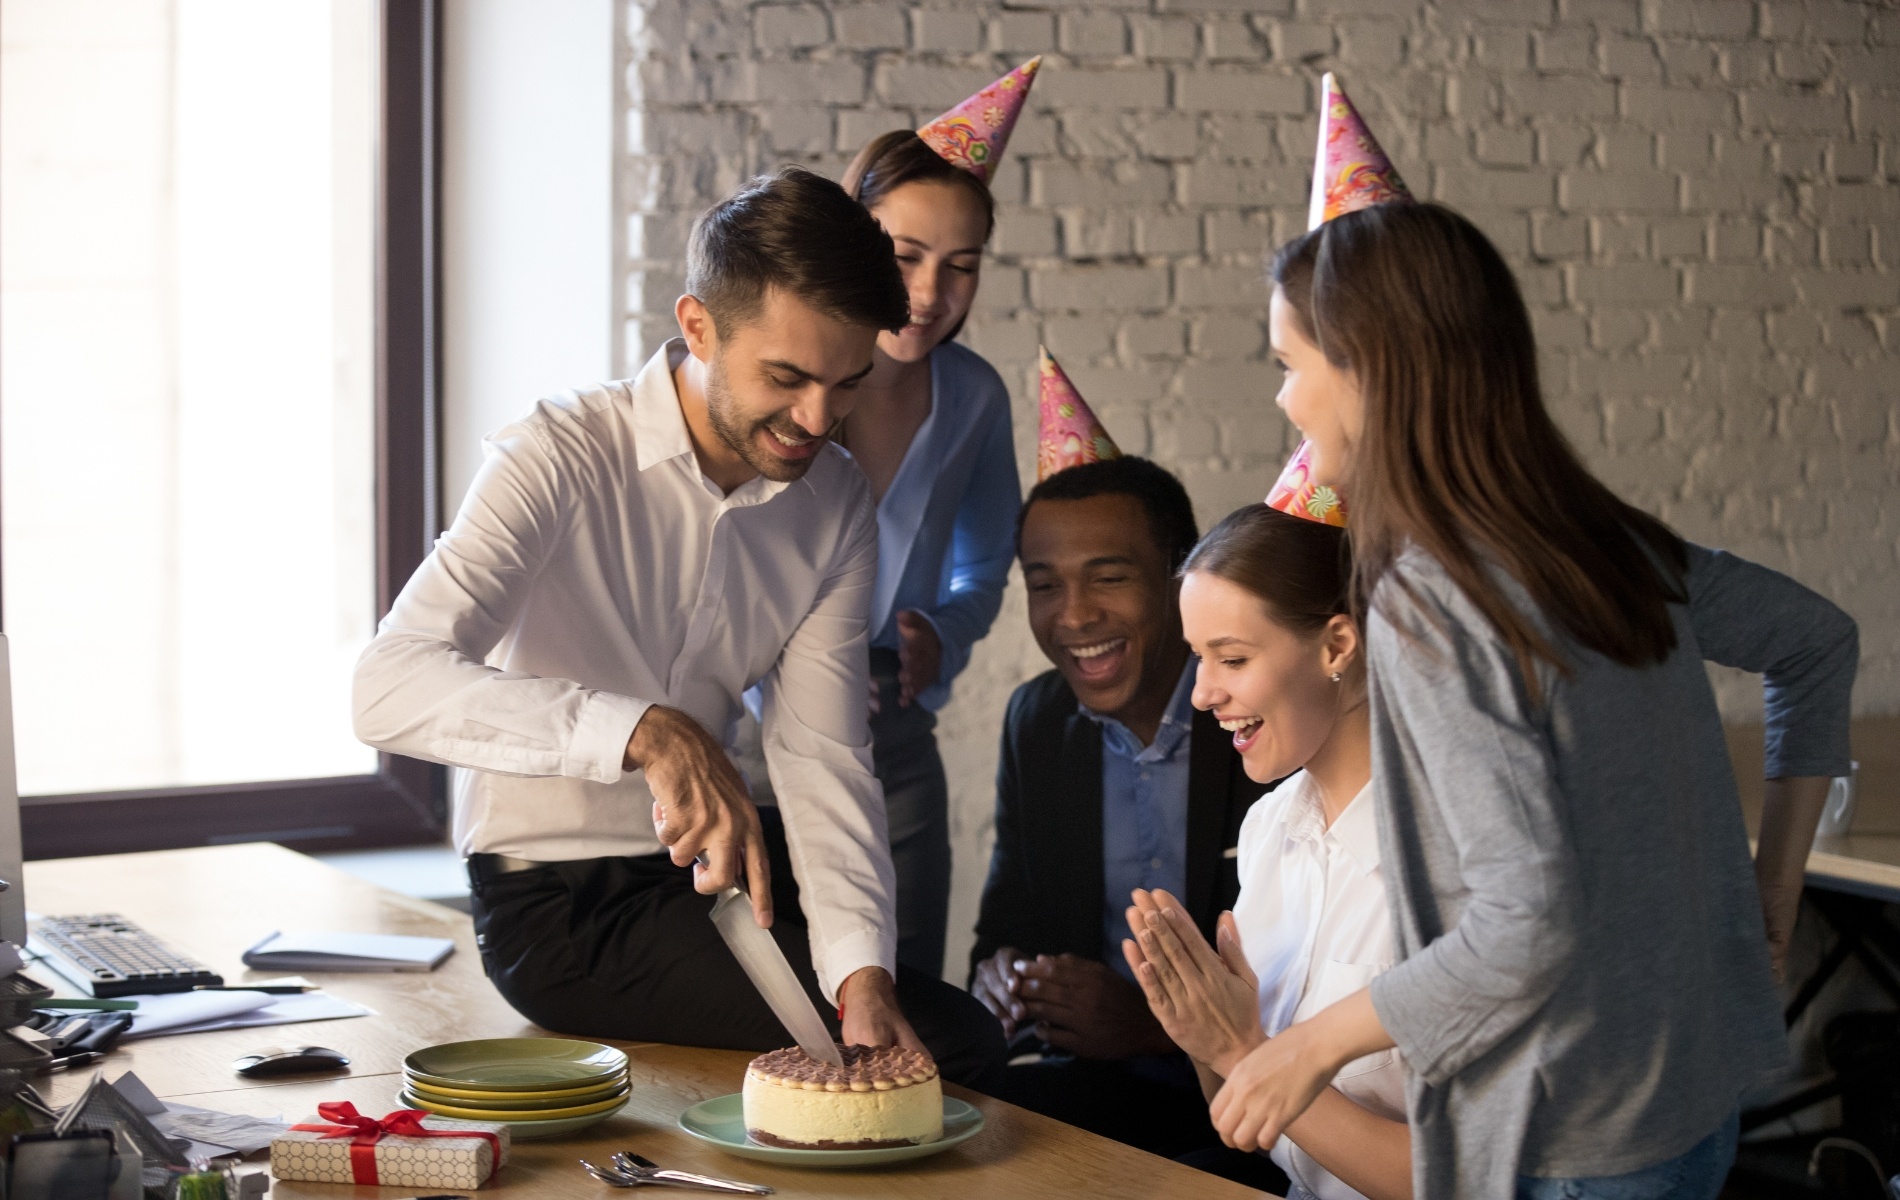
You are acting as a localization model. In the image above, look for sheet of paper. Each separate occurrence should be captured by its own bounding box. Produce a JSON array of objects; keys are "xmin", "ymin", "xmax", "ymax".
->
[
  {"xmin": 154, "ymin": 1106, "xmax": 288, "ymax": 1156},
  {"xmin": 110, "ymin": 1072, "xmax": 289, "ymax": 1158},
  {"xmin": 121, "ymin": 990, "xmax": 372, "ymax": 1041},
  {"xmin": 120, "ymin": 990, "xmax": 276, "ymax": 1037}
]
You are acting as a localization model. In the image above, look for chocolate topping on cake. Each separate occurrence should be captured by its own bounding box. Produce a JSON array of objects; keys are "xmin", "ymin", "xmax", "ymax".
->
[{"xmin": 747, "ymin": 1044, "xmax": 939, "ymax": 1092}]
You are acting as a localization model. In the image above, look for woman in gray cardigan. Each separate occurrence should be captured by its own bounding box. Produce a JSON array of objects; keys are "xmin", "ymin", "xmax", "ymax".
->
[{"xmin": 1208, "ymin": 201, "xmax": 1857, "ymax": 1200}]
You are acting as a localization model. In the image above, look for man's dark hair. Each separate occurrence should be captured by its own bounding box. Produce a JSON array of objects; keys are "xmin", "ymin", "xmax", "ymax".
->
[
  {"xmin": 1018, "ymin": 457, "xmax": 1201, "ymax": 571},
  {"xmin": 685, "ymin": 166, "xmax": 909, "ymax": 337}
]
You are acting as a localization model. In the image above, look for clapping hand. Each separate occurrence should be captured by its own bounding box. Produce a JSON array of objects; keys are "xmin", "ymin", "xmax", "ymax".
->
[
  {"xmin": 1121, "ymin": 889, "xmax": 1265, "ymax": 1076},
  {"xmin": 1209, "ymin": 986, "xmax": 1391, "ymax": 1153},
  {"xmin": 972, "ymin": 947, "xmax": 1028, "ymax": 1037},
  {"xmin": 1014, "ymin": 953, "xmax": 1176, "ymax": 1059}
]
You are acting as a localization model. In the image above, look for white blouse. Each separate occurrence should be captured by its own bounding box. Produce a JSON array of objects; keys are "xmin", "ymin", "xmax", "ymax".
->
[{"xmin": 1233, "ymin": 770, "xmax": 1406, "ymax": 1200}]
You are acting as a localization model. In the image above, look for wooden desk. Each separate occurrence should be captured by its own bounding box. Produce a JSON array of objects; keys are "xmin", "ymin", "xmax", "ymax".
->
[{"xmin": 24, "ymin": 844, "xmax": 1266, "ymax": 1198}]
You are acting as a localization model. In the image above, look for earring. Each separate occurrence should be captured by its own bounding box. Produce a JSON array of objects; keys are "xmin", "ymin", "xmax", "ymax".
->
[{"xmin": 1329, "ymin": 672, "xmax": 1343, "ymax": 683}]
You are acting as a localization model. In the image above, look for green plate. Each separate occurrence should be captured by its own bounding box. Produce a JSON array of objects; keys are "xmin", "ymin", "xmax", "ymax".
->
[
  {"xmin": 404, "ymin": 1039, "xmax": 628, "ymax": 1092},
  {"xmin": 678, "ymin": 1094, "xmax": 983, "ymax": 1167},
  {"xmin": 394, "ymin": 1090, "xmax": 630, "ymax": 1141}
]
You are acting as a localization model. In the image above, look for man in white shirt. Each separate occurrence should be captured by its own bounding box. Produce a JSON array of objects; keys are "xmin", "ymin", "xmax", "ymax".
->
[{"xmin": 353, "ymin": 167, "xmax": 1005, "ymax": 1089}]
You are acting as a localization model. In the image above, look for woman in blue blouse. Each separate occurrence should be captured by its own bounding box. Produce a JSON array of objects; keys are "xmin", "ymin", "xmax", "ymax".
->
[{"xmin": 832, "ymin": 127, "xmax": 1022, "ymax": 977}]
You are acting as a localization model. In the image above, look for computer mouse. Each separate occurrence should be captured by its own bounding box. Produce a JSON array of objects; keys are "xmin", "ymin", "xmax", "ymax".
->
[{"xmin": 232, "ymin": 1045, "xmax": 351, "ymax": 1077}]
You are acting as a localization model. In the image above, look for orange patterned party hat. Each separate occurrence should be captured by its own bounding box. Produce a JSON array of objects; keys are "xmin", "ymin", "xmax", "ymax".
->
[
  {"xmin": 916, "ymin": 57, "xmax": 1042, "ymax": 184},
  {"xmin": 1265, "ymin": 440, "xmax": 1347, "ymax": 527},
  {"xmin": 1037, "ymin": 346, "xmax": 1121, "ymax": 482},
  {"xmin": 1307, "ymin": 72, "xmax": 1413, "ymax": 231}
]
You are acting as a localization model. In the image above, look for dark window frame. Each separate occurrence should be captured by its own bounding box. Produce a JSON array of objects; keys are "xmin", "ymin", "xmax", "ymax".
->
[{"xmin": 17, "ymin": 0, "xmax": 448, "ymax": 860}]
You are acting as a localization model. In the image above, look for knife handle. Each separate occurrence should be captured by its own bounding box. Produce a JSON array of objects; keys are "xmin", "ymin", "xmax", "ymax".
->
[{"xmin": 693, "ymin": 852, "xmax": 748, "ymax": 899}]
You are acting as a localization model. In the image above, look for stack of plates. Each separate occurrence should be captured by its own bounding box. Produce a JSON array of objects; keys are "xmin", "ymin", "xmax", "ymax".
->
[{"xmin": 400, "ymin": 1038, "xmax": 631, "ymax": 1140}]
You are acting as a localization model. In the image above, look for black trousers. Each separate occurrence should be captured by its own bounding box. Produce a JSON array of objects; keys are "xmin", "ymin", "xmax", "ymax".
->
[{"xmin": 467, "ymin": 809, "xmax": 1006, "ymax": 1095}]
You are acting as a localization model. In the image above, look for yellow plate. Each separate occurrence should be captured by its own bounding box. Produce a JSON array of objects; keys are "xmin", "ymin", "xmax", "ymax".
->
[
  {"xmin": 399, "ymin": 1087, "xmax": 630, "ymax": 1122},
  {"xmin": 403, "ymin": 1072, "xmax": 628, "ymax": 1104},
  {"xmin": 404, "ymin": 1076, "xmax": 628, "ymax": 1111}
]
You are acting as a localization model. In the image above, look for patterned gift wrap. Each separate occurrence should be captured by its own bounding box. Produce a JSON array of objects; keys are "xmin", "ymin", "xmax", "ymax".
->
[{"xmin": 271, "ymin": 1103, "xmax": 510, "ymax": 1188}]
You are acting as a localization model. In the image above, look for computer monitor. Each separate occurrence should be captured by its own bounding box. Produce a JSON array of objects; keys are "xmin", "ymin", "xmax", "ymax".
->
[{"xmin": 0, "ymin": 634, "xmax": 27, "ymax": 946}]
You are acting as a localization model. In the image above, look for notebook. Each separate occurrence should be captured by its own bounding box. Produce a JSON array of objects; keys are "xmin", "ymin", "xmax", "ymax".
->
[{"xmin": 242, "ymin": 931, "xmax": 454, "ymax": 973}]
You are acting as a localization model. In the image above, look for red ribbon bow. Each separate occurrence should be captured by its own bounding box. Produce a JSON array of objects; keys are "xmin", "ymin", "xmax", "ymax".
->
[{"xmin": 290, "ymin": 1101, "xmax": 503, "ymax": 1186}]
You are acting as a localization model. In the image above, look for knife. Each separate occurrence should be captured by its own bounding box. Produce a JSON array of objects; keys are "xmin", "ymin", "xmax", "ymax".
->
[{"xmin": 707, "ymin": 885, "xmax": 843, "ymax": 1068}]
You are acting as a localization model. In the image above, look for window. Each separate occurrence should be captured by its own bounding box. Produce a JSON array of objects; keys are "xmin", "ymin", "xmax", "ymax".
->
[{"xmin": 1, "ymin": 0, "xmax": 443, "ymax": 856}]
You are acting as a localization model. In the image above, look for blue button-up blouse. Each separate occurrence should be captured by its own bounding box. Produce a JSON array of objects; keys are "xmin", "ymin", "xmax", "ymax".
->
[{"xmin": 864, "ymin": 340, "xmax": 1020, "ymax": 712}]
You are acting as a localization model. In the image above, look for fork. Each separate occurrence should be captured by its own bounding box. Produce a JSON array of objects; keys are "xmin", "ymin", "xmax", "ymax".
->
[
  {"xmin": 619, "ymin": 1146, "xmax": 775, "ymax": 1192},
  {"xmin": 577, "ymin": 1154, "xmax": 772, "ymax": 1194},
  {"xmin": 614, "ymin": 1151, "xmax": 773, "ymax": 1195},
  {"xmin": 580, "ymin": 1159, "xmax": 642, "ymax": 1189}
]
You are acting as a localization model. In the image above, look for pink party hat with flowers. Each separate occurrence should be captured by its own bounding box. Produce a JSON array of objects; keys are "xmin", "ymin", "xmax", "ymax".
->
[
  {"xmin": 916, "ymin": 57, "xmax": 1042, "ymax": 184},
  {"xmin": 1307, "ymin": 72, "xmax": 1413, "ymax": 230},
  {"xmin": 1265, "ymin": 440, "xmax": 1347, "ymax": 527},
  {"xmin": 1037, "ymin": 346, "xmax": 1121, "ymax": 482}
]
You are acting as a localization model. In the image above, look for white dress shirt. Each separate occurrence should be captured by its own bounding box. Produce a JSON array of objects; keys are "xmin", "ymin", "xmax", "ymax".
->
[
  {"xmin": 1233, "ymin": 770, "xmax": 1406, "ymax": 1200},
  {"xmin": 352, "ymin": 339, "xmax": 895, "ymax": 1001}
]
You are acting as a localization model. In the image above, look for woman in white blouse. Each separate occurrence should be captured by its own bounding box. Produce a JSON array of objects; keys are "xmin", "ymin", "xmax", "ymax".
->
[{"xmin": 1123, "ymin": 502, "xmax": 1410, "ymax": 1200}]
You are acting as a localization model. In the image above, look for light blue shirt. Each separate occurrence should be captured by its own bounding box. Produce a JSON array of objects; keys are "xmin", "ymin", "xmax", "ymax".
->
[
  {"xmin": 1089, "ymin": 660, "xmax": 1198, "ymax": 982},
  {"xmin": 865, "ymin": 341, "xmax": 1020, "ymax": 712}
]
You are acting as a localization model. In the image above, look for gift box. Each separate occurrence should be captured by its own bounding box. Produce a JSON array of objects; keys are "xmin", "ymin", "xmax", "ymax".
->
[{"xmin": 270, "ymin": 1102, "xmax": 509, "ymax": 1188}]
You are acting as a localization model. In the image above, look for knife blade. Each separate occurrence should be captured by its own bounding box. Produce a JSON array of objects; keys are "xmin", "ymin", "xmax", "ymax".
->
[{"xmin": 708, "ymin": 886, "xmax": 843, "ymax": 1068}]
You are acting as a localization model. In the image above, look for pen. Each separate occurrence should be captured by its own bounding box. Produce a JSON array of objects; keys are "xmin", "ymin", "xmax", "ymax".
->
[
  {"xmin": 31, "ymin": 998, "xmax": 138, "ymax": 1011},
  {"xmin": 192, "ymin": 985, "xmax": 318, "ymax": 994},
  {"xmin": 43, "ymin": 1051, "xmax": 103, "ymax": 1072}
]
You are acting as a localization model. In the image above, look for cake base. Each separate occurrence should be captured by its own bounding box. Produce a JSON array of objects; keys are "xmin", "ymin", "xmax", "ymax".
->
[{"xmin": 745, "ymin": 1130, "xmax": 926, "ymax": 1150}]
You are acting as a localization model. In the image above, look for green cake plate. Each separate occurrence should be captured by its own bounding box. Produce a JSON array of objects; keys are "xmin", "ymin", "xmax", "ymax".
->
[{"xmin": 677, "ymin": 1094, "xmax": 983, "ymax": 1167}]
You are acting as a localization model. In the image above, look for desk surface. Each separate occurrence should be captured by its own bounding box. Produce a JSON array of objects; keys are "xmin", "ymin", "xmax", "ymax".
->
[
  {"xmin": 1730, "ymin": 715, "xmax": 1900, "ymax": 902},
  {"xmin": 1802, "ymin": 834, "xmax": 1900, "ymax": 902},
  {"xmin": 24, "ymin": 844, "xmax": 1264, "ymax": 1198}
]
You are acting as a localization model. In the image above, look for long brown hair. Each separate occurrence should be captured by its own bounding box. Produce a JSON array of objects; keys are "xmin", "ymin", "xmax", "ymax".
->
[
  {"xmin": 1268, "ymin": 203, "xmax": 1686, "ymax": 690},
  {"xmin": 1183, "ymin": 504, "xmax": 1351, "ymax": 636},
  {"xmin": 841, "ymin": 129, "xmax": 996, "ymax": 238}
]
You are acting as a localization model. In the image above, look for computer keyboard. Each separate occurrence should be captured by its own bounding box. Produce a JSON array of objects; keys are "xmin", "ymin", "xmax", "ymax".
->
[{"xmin": 30, "ymin": 914, "xmax": 223, "ymax": 997}]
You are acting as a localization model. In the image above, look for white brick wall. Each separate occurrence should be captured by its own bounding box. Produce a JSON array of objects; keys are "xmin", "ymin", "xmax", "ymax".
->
[{"xmin": 622, "ymin": 0, "xmax": 1898, "ymax": 978}]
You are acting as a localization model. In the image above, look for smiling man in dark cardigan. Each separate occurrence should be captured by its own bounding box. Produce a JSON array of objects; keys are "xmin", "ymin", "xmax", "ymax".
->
[{"xmin": 967, "ymin": 453, "xmax": 1273, "ymax": 1185}]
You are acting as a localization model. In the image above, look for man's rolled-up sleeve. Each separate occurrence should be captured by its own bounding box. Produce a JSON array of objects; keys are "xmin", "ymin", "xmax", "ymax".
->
[
  {"xmin": 352, "ymin": 423, "xmax": 649, "ymax": 783},
  {"xmin": 757, "ymin": 496, "xmax": 897, "ymax": 1004}
]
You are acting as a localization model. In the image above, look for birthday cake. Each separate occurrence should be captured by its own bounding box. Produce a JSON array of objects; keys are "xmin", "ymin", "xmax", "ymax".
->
[{"xmin": 742, "ymin": 1044, "xmax": 942, "ymax": 1150}]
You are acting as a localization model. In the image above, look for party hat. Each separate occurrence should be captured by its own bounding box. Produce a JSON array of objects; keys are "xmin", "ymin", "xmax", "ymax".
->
[
  {"xmin": 1265, "ymin": 440, "xmax": 1346, "ymax": 527},
  {"xmin": 1037, "ymin": 346, "xmax": 1121, "ymax": 482},
  {"xmin": 916, "ymin": 57, "xmax": 1042, "ymax": 184},
  {"xmin": 1307, "ymin": 72, "xmax": 1412, "ymax": 231}
]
